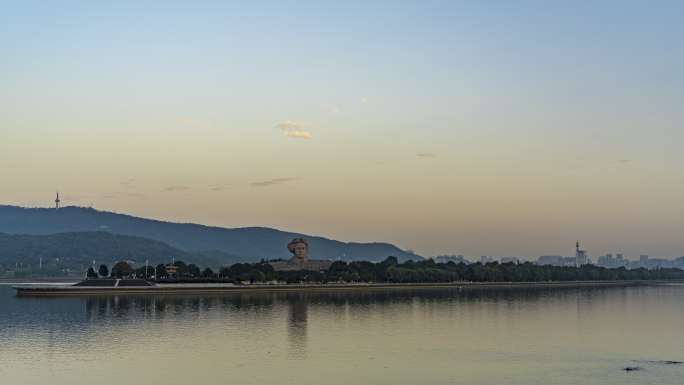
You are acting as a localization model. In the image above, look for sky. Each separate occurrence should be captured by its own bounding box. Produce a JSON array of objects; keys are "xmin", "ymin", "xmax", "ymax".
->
[{"xmin": 1, "ymin": 1, "xmax": 683, "ymax": 259}]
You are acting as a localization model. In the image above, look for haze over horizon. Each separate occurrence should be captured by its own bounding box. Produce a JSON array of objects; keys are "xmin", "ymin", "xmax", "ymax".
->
[{"xmin": 2, "ymin": 1, "xmax": 683, "ymax": 259}]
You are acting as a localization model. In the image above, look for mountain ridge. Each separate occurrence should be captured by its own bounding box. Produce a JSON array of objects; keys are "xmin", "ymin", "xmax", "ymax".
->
[
  {"xmin": 0, "ymin": 231, "xmax": 225, "ymax": 269},
  {"xmin": 0, "ymin": 205, "xmax": 422, "ymax": 263}
]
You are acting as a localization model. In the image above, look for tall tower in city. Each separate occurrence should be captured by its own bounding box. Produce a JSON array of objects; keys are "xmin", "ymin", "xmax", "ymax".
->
[
  {"xmin": 55, "ymin": 191, "xmax": 60, "ymax": 210},
  {"xmin": 575, "ymin": 241, "xmax": 587, "ymax": 266}
]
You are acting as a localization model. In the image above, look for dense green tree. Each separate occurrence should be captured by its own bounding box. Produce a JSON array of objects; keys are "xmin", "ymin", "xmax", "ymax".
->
[
  {"xmin": 155, "ymin": 263, "xmax": 167, "ymax": 278},
  {"xmin": 381, "ymin": 256, "xmax": 398, "ymax": 266},
  {"xmin": 110, "ymin": 261, "xmax": 133, "ymax": 278},
  {"xmin": 86, "ymin": 266, "xmax": 98, "ymax": 278},
  {"xmin": 135, "ymin": 265, "xmax": 155, "ymax": 279},
  {"xmin": 142, "ymin": 256, "xmax": 684, "ymax": 285},
  {"xmin": 172, "ymin": 260, "xmax": 188, "ymax": 276},
  {"xmin": 187, "ymin": 264, "xmax": 201, "ymax": 278}
]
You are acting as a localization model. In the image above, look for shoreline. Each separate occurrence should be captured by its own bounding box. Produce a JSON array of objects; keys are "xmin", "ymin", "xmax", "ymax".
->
[
  {"xmin": 0, "ymin": 277, "xmax": 79, "ymax": 284},
  {"xmin": 12, "ymin": 279, "xmax": 682, "ymax": 296}
]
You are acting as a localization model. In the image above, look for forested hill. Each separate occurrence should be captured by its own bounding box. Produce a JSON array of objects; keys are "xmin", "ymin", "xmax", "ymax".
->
[
  {"xmin": 0, "ymin": 205, "xmax": 422, "ymax": 262},
  {"xmin": 0, "ymin": 232, "xmax": 227, "ymax": 271}
]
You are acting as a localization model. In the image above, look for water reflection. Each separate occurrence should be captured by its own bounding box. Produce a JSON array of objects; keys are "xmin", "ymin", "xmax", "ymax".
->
[
  {"xmin": 21, "ymin": 286, "xmax": 658, "ymax": 358},
  {"xmin": 65, "ymin": 287, "xmax": 598, "ymax": 321},
  {"xmin": 6, "ymin": 286, "xmax": 657, "ymax": 329},
  {"xmin": 80, "ymin": 292, "xmax": 314, "ymax": 357},
  {"xmin": 3, "ymin": 285, "xmax": 684, "ymax": 385},
  {"xmin": 286, "ymin": 294, "xmax": 309, "ymax": 358}
]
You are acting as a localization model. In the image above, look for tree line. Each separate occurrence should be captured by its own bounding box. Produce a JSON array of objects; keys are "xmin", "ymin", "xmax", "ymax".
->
[{"xmin": 86, "ymin": 257, "xmax": 684, "ymax": 283}]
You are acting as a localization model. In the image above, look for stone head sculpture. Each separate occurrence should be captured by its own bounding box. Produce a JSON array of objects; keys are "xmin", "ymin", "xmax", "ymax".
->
[{"xmin": 287, "ymin": 238, "xmax": 309, "ymax": 263}]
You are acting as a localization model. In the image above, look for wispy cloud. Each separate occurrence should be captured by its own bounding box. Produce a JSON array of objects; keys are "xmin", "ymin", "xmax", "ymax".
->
[
  {"xmin": 162, "ymin": 185, "xmax": 191, "ymax": 192},
  {"xmin": 276, "ymin": 120, "xmax": 312, "ymax": 139},
  {"xmin": 63, "ymin": 194, "xmax": 95, "ymax": 202},
  {"xmin": 208, "ymin": 184, "xmax": 230, "ymax": 191},
  {"xmin": 416, "ymin": 153, "xmax": 437, "ymax": 158},
  {"xmin": 120, "ymin": 178, "xmax": 136, "ymax": 187},
  {"xmin": 101, "ymin": 192, "xmax": 146, "ymax": 199},
  {"xmin": 251, "ymin": 177, "xmax": 298, "ymax": 187},
  {"xmin": 124, "ymin": 192, "xmax": 147, "ymax": 198}
]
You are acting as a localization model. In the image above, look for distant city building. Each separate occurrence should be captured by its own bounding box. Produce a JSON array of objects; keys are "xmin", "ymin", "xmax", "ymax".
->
[
  {"xmin": 575, "ymin": 241, "xmax": 588, "ymax": 266},
  {"xmin": 537, "ymin": 244, "xmax": 589, "ymax": 267},
  {"xmin": 597, "ymin": 253, "xmax": 629, "ymax": 269},
  {"xmin": 537, "ymin": 255, "xmax": 564, "ymax": 266},
  {"xmin": 480, "ymin": 256, "xmax": 495, "ymax": 264},
  {"xmin": 644, "ymin": 258, "xmax": 673, "ymax": 270},
  {"xmin": 594, "ymin": 252, "xmax": 682, "ymax": 270},
  {"xmin": 674, "ymin": 257, "xmax": 684, "ymax": 270},
  {"xmin": 433, "ymin": 255, "xmax": 469, "ymax": 264}
]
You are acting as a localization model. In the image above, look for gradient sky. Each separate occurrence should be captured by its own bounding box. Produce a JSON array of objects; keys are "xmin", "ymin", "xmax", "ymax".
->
[{"xmin": 1, "ymin": 1, "xmax": 683, "ymax": 259}]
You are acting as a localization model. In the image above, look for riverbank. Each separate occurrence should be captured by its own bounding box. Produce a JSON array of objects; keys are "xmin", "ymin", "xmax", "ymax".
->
[
  {"xmin": 13, "ymin": 279, "xmax": 681, "ymax": 296},
  {"xmin": 0, "ymin": 277, "xmax": 78, "ymax": 284}
]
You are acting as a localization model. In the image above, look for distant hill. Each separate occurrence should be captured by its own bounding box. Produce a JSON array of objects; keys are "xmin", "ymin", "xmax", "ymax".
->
[
  {"xmin": 0, "ymin": 205, "xmax": 422, "ymax": 263},
  {"xmin": 0, "ymin": 232, "xmax": 226, "ymax": 270}
]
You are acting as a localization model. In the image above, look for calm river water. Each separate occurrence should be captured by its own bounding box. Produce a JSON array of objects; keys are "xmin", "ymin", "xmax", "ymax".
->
[{"xmin": 1, "ymin": 284, "xmax": 684, "ymax": 385}]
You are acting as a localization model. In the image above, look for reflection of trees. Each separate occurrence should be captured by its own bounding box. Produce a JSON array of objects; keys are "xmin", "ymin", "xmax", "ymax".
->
[
  {"xmin": 83, "ymin": 293, "xmax": 279, "ymax": 322},
  {"xmin": 10, "ymin": 285, "xmax": 642, "ymax": 354},
  {"xmin": 81, "ymin": 286, "xmax": 628, "ymax": 320},
  {"xmin": 78, "ymin": 286, "xmax": 634, "ymax": 324}
]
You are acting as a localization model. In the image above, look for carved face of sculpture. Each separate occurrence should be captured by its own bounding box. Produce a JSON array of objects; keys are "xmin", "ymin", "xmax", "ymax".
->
[{"xmin": 293, "ymin": 242, "xmax": 308, "ymax": 261}]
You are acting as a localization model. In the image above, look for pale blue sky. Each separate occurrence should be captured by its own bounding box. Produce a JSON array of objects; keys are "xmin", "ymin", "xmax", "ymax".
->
[{"xmin": 1, "ymin": 1, "xmax": 683, "ymax": 258}]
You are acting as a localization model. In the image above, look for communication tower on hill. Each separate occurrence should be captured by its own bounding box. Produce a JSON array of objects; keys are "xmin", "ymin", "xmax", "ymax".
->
[{"xmin": 55, "ymin": 191, "xmax": 61, "ymax": 210}]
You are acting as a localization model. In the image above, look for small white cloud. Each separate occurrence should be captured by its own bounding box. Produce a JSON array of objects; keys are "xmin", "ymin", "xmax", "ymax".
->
[
  {"xmin": 276, "ymin": 120, "xmax": 313, "ymax": 139},
  {"xmin": 284, "ymin": 130, "xmax": 312, "ymax": 139},
  {"xmin": 275, "ymin": 120, "xmax": 304, "ymax": 130},
  {"xmin": 360, "ymin": 97, "xmax": 369, "ymax": 104}
]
